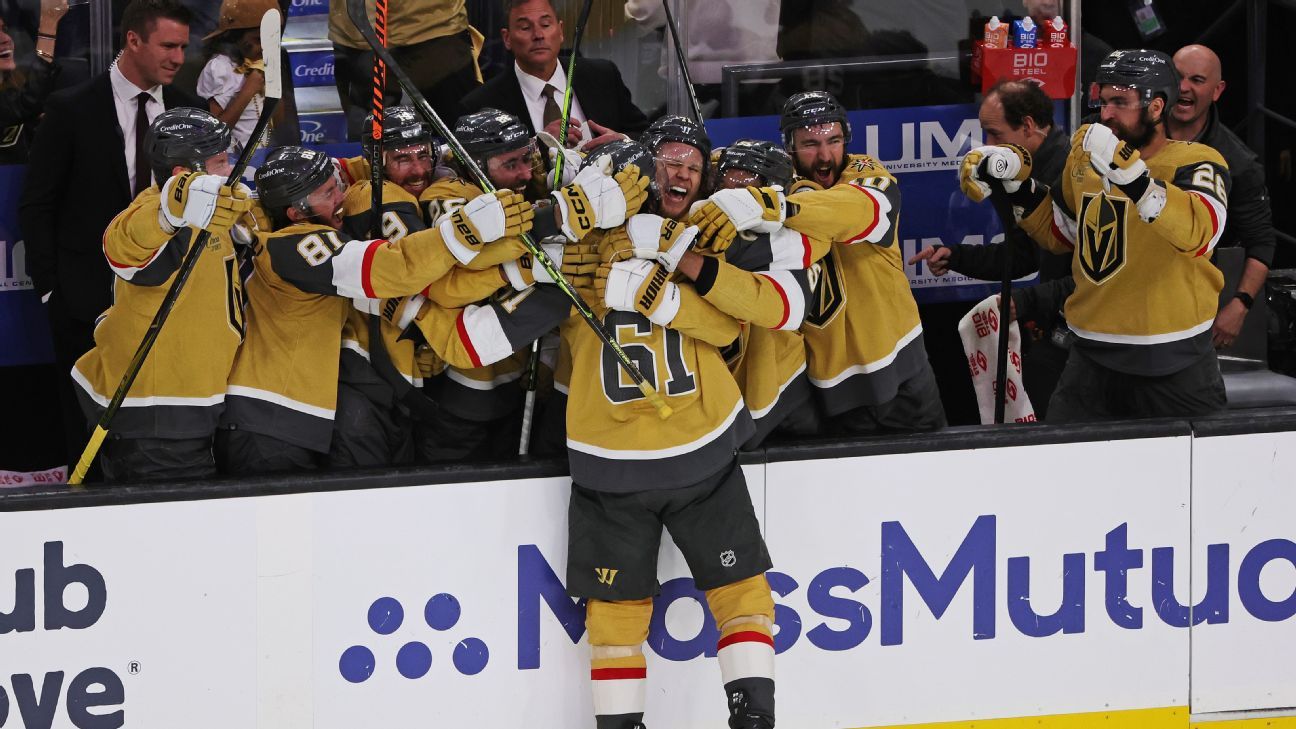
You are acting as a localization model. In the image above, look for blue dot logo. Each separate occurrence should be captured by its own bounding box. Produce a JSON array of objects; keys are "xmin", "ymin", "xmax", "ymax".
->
[
  {"xmin": 339, "ymin": 591, "xmax": 489, "ymax": 682},
  {"xmin": 396, "ymin": 641, "xmax": 433, "ymax": 679}
]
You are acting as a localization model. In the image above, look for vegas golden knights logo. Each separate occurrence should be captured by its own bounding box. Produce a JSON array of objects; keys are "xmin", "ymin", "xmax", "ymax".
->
[
  {"xmin": 1078, "ymin": 193, "xmax": 1128, "ymax": 284},
  {"xmin": 804, "ymin": 251, "xmax": 845, "ymax": 328},
  {"xmin": 595, "ymin": 568, "xmax": 619, "ymax": 586},
  {"xmin": 719, "ymin": 324, "xmax": 747, "ymax": 366},
  {"xmin": 0, "ymin": 123, "xmax": 21, "ymax": 148}
]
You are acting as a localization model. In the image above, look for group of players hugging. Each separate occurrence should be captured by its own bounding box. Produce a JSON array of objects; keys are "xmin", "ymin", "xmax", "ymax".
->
[{"xmin": 73, "ymin": 43, "xmax": 1231, "ymax": 728}]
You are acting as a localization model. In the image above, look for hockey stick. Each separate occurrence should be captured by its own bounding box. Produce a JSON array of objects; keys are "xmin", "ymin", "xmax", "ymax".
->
[
  {"xmin": 661, "ymin": 0, "xmax": 704, "ymax": 123},
  {"xmin": 981, "ymin": 167, "xmax": 1015, "ymax": 425},
  {"xmin": 518, "ymin": 339, "xmax": 541, "ymax": 456},
  {"xmin": 68, "ymin": 9, "xmax": 283, "ymax": 485},
  {"xmin": 367, "ymin": 0, "xmax": 386, "ymax": 237},
  {"xmin": 521, "ymin": 0, "xmax": 595, "ymax": 455},
  {"xmin": 549, "ymin": 0, "xmax": 594, "ymax": 185},
  {"xmin": 346, "ymin": 0, "xmax": 673, "ymax": 420}
]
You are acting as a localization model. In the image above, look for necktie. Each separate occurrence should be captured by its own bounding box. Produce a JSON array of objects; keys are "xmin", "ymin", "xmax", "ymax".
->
[
  {"xmin": 133, "ymin": 91, "xmax": 152, "ymax": 196},
  {"xmin": 542, "ymin": 84, "xmax": 562, "ymax": 128}
]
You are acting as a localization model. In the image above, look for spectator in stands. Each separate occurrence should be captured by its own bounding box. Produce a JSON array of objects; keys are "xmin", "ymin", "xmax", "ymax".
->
[
  {"xmin": 462, "ymin": 0, "xmax": 647, "ymax": 147},
  {"xmin": 623, "ymin": 0, "xmax": 780, "ymax": 117},
  {"xmin": 19, "ymin": 0, "xmax": 200, "ymax": 469},
  {"xmin": 909, "ymin": 80, "xmax": 1072, "ymax": 417},
  {"xmin": 0, "ymin": 0, "xmax": 69, "ymax": 164},
  {"xmin": 1168, "ymin": 44, "xmax": 1276, "ymax": 350},
  {"xmin": 197, "ymin": 0, "xmax": 284, "ymax": 150},
  {"xmin": 328, "ymin": 0, "xmax": 482, "ymax": 141}
]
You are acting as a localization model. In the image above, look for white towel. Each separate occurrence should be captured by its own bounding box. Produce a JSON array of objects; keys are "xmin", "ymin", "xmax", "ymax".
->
[{"xmin": 958, "ymin": 295, "xmax": 1036, "ymax": 424}]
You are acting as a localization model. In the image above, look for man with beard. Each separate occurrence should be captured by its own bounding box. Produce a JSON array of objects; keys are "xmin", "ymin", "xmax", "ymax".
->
[
  {"xmin": 674, "ymin": 139, "xmax": 824, "ymax": 448},
  {"xmin": 330, "ymin": 105, "xmax": 457, "ymax": 467},
  {"xmin": 695, "ymin": 91, "xmax": 945, "ymax": 435},
  {"xmin": 1168, "ymin": 44, "xmax": 1275, "ymax": 350},
  {"xmin": 414, "ymin": 107, "xmax": 554, "ymax": 461},
  {"xmin": 561, "ymin": 123, "xmax": 779, "ymax": 729},
  {"xmin": 413, "ymin": 108, "xmax": 646, "ymax": 462},
  {"xmin": 962, "ymin": 49, "xmax": 1231, "ymax": 421}
]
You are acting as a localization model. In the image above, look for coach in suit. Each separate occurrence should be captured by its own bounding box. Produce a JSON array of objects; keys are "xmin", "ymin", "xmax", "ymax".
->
[
  {"xmin": 19, "ymin": 0, "xmax": 202, "ymax": 466},
  {"xmin": 462, "ymin": 0, "xmax": 648, "ymax": 146}
]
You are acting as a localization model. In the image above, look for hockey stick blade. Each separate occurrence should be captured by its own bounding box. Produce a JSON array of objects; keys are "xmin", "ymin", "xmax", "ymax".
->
[
  {"xmin": 551, "ymin": 0, "xmax": 594, "ymax": 185},
  {"xmin": 345, "ymin": 0, "xmax": 671, "ymax": 419},
  {"xmin": 261, "ymin": 9, "xmax": 282, "ymax": 100},
  {"xmin": 661, "ymin": 0, "xmax": 703, "ymax": 123},
  {"xmin": 68, "ymin": 10, "xmax": 283, "ymax": 485}
]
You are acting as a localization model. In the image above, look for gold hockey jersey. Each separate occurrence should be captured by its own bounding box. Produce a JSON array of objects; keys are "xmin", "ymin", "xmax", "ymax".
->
[
  {"xmin": 562, "ymin": 229, "xmax": 752, "ymax": 493},
  {"xmin": 419, "ymin": 177, "xmax": 527, "ymax": 421},
  {"xmin": 221, "ymin": 220, "xmax": 463, "ymax": 452},
  {"xmin": 72, "ymin": 187, "xmax": 249, "ymax": 439},
  {"xmin": 695, "ymin": 229, "xmax": 817, "ymax": 447},
  {"xmin": 1018, "ymin": 128, "xmax": 1230, "ymax": 375},
  {"xmin": 786, "ymin": 154, "xmax": 928, "ymax": 414},
  {"xmin": 338, "ymin": 180, "xmax": 433, "ymax": 391}
]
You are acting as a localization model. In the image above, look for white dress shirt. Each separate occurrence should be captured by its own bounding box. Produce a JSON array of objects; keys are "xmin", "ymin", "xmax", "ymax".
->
[
  {"xmin": 109, "ymin": 61, "xmax": 165, "ymax": 191},
  {"xmin": 514, "ymin": 61, "xmax": 587, "ymax": 137}
]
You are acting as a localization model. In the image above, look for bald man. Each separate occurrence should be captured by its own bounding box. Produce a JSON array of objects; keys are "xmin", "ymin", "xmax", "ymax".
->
[{"xmin": 1169, "ymin": 44, "xmax": 1276, "ymax": 350}]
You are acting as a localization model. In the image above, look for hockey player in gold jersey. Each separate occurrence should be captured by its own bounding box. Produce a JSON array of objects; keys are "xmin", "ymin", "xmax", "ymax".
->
[
  {"xmin": 216, "ymin": 145, "xmax": 534, "ymax": 473},
  {"xmin": 564, "ymin": 120, "xmax": 779, "ymax": 729},
  {"xmin": 72, "ymin": 108, "xmax": 253, "ymax": 481},
  {"xmin": 333, "ymin": 107, "xmax": 646, "ymax": 464},
  {"xmin": 961, "ymin": 49, "xmax": 1230, "ymax": 421},
  {"xmin": 694, "ymin": 92, "xmax": 945, "ymax": 435},
  {"xmin": 415, "ymin": 109, "xmax": 547, "ymax": 460},
  {"xmin": 678, "ymin": 139, "xmax": 822, "ymax": 448},
  {"xmin": 332, "ymin": 105, "xmax": 450, "ymax": 467},
  {"xmin": 412, "ymin": 108, "xmax": 647, "ymax": 461}
]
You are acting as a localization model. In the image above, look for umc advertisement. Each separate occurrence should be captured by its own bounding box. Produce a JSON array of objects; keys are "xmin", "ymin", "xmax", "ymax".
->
[{"xmin": 2, "ymin": 430, "xmax": 1294, "ymax": 728}]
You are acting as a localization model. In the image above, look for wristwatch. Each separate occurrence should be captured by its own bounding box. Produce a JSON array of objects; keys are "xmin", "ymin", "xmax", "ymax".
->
[{"xmin": 1234, "ymin": 291, "xmax": 1255, "ymax": 310}]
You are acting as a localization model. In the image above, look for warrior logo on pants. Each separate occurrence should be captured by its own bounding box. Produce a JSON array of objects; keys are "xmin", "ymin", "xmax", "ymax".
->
[{"xmin": 1078, "ymin": 193, "xmax": 1128, "ymax": 285}]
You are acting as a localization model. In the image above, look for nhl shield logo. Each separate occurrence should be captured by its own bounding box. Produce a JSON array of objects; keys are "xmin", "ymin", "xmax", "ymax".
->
[{"xmin": 1078, "ymin": 192, "xmax": 1128, "ymax": 284}]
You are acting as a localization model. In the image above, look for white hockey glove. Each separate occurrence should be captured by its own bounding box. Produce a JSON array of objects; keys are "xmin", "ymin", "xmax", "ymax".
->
[
  {"xmin": 1081, "ymin": 123, "xmax": 1147, "ymax": 187},
  {"xmin": 502, "ymin": 242, "xmax": 566, "ymax": 290},
  {"xmin": 536, "ymin": 130, "xmax": 584, "ymax": 189},
  {"xmin": 712, "ymin": 185, "xmax": 787, "ymax": 233},
  {"xmin": 1079, "ymin": 124, "xmax": 1165, "ymax": 222},
  {"xmin": 596, "ymin": 258, "xmax": 680, "ymax": 327},
  {"xmin": 551, "ymin": 157, "xmax": 649, "ymax": 241},
  {"xmin": 350, "ymin": 295, "xmax": 425, "ymax": 329},
  {"xmin": 624, "ymin": 214, "xmax": 699, "ymax": 273},
  {"xmin": 160, "ymin": 172, "xmax": 252, "ymax": 234},
  {"xmin": 438, "ymin": 189, "xmax": 534, "ymax": 265},
  {"xmin": 959, "ymin": 145, "xmax": 1032, "ymax": 202},
  {"xmin": 688, "ymin": 186, "xmax": 784, "ymax": 254}
]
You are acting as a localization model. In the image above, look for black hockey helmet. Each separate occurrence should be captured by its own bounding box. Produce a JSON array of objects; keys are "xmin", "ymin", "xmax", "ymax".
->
[
  {"xmin": 256, "ymin": 145, "xmax": 335, "ymax": 210},
  {"xmin": 1090, "ymin": 49, "xmax": 1180, "ymax": 111},
  {"xmin": 146, "ymin": 106, "xmax": 233, "ymax": 183},
  {"xmin": 581, "ymin": 139, "xmax": 658, "ymax": 205},
  {"xmin": 361, "ymin": 105, "xmax": 433, "ymax": 159},
  {"xmin": 716, "ymin": 139, "xmax": 794, "ymax": 188},
  {"xmin": 454, "ymin": 108, "xmax": 532, "ymax": 167},
  {"xmin": 640, "ymin": 114, "xmax": 712, "ymax": 165},
  {"xmin": 779, "ymin": 91, "xmax": 852, "ymax": 147}
]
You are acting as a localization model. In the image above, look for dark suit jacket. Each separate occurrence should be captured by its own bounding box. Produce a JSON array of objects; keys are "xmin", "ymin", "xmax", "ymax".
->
[
  {"xmin": 462, "ymin": 55, "xmax": 649, "ymax": 138},
  {"xmin": 19, "ymin": 73, "xmax": 201, "ymax": 322}
]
